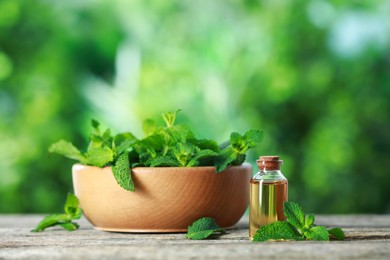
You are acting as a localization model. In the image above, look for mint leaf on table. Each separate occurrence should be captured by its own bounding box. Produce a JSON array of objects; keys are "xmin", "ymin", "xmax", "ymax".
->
[
  {"xmin": 305, "ymin": 213, "xmax": 315, "ymax": 228},
  {"xmin": 186, "ymin": 217, "xmax": 226, "ymax": 240},
  {"xmin": 32, "ymin": 193, "xmax": 82, "ymax": 232},
  {"xmin": 60, "ymin": 222, "xmax": 80, "ymax": 231},
  {"xmin": 31, "ymin": 214, "xmax": 70, "ymax": 232},
  {"xmin": 304, "ymin": 226, "xmax": 330, "ymax": 241},
  {"xmin": 64, "ymin": 191, "xmax": 82, "ymax": 218},
  {"xmin": 283, "ymin": 201, "xmax": 305, "ymax": 232},
  {"xmin": 253, "ymin": 221, "xmax": 303, "ymax": 242},
  {"xmin": 328, "ymin": 227, "xmax": 346, "ymax": 240},
  {"xmin": 253, "ymin": 201, "xmax": 346, "ymax": 242},
  {"xmin": 112, "ymin": 152, "xmax": 135, "ymax": 191}
]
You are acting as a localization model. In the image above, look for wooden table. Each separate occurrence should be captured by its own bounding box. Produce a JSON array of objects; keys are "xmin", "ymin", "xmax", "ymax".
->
[{"xmin": 1, "ymin": 215, "xmax": 389, "ymax": 259}]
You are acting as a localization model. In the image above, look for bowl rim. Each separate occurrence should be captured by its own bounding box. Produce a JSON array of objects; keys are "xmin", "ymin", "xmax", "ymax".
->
[{"xmin": 73, "ymin": 162, "xmax": 252, "ymax": 171}]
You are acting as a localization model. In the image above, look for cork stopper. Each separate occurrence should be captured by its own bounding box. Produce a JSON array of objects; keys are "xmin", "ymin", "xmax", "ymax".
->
[{"xmin": 256, "ymin": 156, "xmax": 283, "ymax": 170}]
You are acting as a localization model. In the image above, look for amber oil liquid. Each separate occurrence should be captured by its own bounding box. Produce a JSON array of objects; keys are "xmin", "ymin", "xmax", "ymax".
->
[{"xmin": 249, "ymin": 179, "xmax": 288, "ymax": 239}]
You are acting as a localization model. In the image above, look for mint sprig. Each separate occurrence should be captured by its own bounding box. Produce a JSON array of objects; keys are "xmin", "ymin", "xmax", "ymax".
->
[
  {"xmin": 253, "ymin": 201, "xmax": 345, "ymax": 242},
  {"xmin": 215, "ymin": 129, "xmax": 263, "ymax": 172},
  {"xmin": 32, "ymin": 193, "xmax": 82, "ymax": 232},
  {"xmin": 49, "ymin": 120, "xmax": 137, "ymax": 192},
  {"xmin": 252, "ymin": 221, "xmax": 303, "ymax": 242},
  {"xmin": 186, "ymin": 217, "xmax": 226, "ymax": 240}
]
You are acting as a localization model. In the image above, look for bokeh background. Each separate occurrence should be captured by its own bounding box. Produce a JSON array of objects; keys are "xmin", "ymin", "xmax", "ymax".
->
[{"xmin": 1, "ymin": 0, "xmax": 389, "ymax": 214}]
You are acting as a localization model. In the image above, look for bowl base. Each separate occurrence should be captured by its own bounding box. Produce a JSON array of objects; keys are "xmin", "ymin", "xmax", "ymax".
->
[{"xmin": 92, "ymin": 225, "xmax": 236, "ymax": 233}]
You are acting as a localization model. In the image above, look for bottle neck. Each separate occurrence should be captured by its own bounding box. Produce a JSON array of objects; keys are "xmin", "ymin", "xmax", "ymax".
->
[
  {"xmin": 259, "ymin": 169, "xmax": 282, "ymax": 175},
  {"xmin": 253, "ymin": 169, "xmax": 286, "ymax": 181}
]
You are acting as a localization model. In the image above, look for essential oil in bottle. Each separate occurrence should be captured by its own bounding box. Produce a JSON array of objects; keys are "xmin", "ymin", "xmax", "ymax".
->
[{"xmin": 249, "ymin": 156, "xmax": 288, "ymax": 239}]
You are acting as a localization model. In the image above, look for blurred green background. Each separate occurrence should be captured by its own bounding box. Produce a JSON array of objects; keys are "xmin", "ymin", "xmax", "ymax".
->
[{"xmin": 1, "ymin": 0, "xmax": 389, "ymax": 214}]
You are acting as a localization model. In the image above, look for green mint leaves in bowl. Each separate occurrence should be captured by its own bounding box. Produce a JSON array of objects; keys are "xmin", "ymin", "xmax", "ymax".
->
[{"xmin": 49, "ymin": 110, "xmax": 263, "ymax": 192}]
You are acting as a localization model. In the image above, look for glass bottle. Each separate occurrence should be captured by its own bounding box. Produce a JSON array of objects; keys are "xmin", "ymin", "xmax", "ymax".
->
[{"xmin": 249, "ymin": 156, "xmax": 288, "ymax": 239}]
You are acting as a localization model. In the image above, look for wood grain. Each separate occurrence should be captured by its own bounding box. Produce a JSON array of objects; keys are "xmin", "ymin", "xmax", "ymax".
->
[{"xmin": 2, "ymin": 215, "xmax": 390, "ymax": 259}]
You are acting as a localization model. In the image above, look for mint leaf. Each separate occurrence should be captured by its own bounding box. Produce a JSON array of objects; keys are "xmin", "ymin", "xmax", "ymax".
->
[
  {"xmin": 253, "ymin": 221, "xmax": 303, "ymax": 242},
  {"xmin": 244, "ymin": 129, "xmax": 263, "ymax": 147},
  {"xmin": 88, "ymin": 134, "xmax": 104, "ymax": 149},
  {"xmin": 85, "ymin": 147, "xmax": 114, "ymax": 167},
  {"xmin": 186, "ymin": 217, "xmax": 226, "ymax": 240},
  {"xmin": 87, "ymin": 119, "xmax": 113, "ymax": 150},
  {"xmin": 31, "ymin": 214, "xmax": 69, "ymax": 232},
  {"xmin": 304, "ymin": 226, "xmax": 329, "ymax": 241},
  {"xmin": 48, "ymin": 140, "xmax": 87, "ymax": 163},
  {"xmin": 31, "ymin": 193, "xmax": 82, "ymax": 232},
  {"xmin": 215, "ymin": 148, "xmax": 237, "ymax": 172},
  {"xmin": 230, "ymin": 132, "xmax": 242, "ymax": 144},
  {"xmin": 219, "ymin": 140, "xmax": 230, "ymax": 150},
  {"xmin": 216, "ymin": 129, "xmax": 263, "ymax": 171},
  {"xmin": 189, "ymin": 138, "xmax": 220, "ymax": 152},
  {"xmin": 112, "ymin": 152, "xmax": 135, "ymax": 191},
  {"xmin": 231, "ymin": 129, "xmax": 263, "ymax": 152},
  {"xmin": 187, "ymin": 149, "xmax": 219, "ymax": 167},
  {"xmin": 173, "ymin": 143, "xmax": 196, "ymax": 166},
  {"xmin": 64, "ymin": 193, "xmax": 82, "ymax": 219},
  {"xmin": 328, "ymin": 227, "xmax": 345, "ymax": 240},
  {"xmin": 102, "ymin": 128, "xmax": 111, "ymax": 141},
  {"xmin": 283, "ymin": 201, "xmax": 305, "ymax": 231},
  {"xmin": 149, "ymin": 156, "xmax": 180, "ymax": 167},
  {"xmin": 114, "ymin": 132, "xmax": 137, "ymax": 155},
  {"xmin": 228, "ymin": 130, "xmax": 263, "ymax": 152},
  {"xmin": 164, "ymin": 125, "xmax": 189, "ymax": 145},
  {"xmin": 134, "ymin": 135, "xmax": 165, "ymax": 154},
  {"xmin": 91, "ymin": 119, "xmax": 100, "ymax": 134},
  {"xmin": 138, "ymin": 148, "xmax": 157, "ymax": 166},
  {"xmin": 60, "ymin": 222, "xmax": 79, "ymax": 231},
  {"xmin": 305, "ymin": 213, "xmax": 315, "ymax": 228},
  {"xmin": 162, "ymin": 109, "xmax": 181, "ymax": 127}
]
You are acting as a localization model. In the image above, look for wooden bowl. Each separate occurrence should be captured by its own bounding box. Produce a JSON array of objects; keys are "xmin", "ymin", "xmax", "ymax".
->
[{"xmin": 72, "ymin": 163, "xmax": 252, "ymax": 232}]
